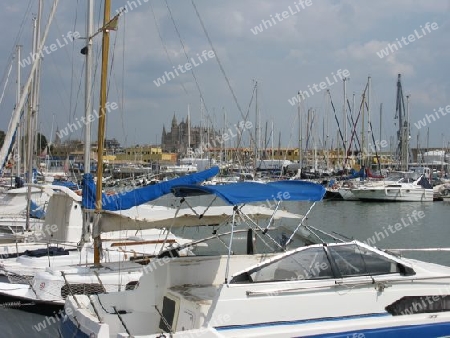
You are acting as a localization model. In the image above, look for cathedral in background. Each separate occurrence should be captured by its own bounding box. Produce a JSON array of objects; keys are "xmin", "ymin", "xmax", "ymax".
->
[{"xmin": 161, "ymin": 114, "xmax": 218, "ymax": 155}]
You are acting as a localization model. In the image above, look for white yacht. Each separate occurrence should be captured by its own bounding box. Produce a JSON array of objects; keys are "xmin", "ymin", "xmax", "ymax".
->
[
  {"xmin": 60, "ymin": 180, "xmax": 450, "ymax": 338},
  {"xmin": 350, "ymin": 172, "xmax": 433, "ymax": 202}
]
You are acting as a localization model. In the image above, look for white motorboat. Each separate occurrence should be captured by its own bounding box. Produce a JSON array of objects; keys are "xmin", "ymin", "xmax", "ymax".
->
[
  {"xmin": 350, "ymin": 172, "xmax": 433, "ymax": 202},
  {"xmin": 60, "ymin": 180, "xmax": 450, "ymax": 338}
]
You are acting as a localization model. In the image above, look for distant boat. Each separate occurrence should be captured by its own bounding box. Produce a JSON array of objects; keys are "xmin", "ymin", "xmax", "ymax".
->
[{"xmin": 350, "ymin": 171, "xmax": 433, "ymax": 202}]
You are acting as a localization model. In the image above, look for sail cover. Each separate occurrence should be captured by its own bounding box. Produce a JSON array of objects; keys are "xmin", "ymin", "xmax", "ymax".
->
[
  {"xmin": 171, "ymin": 180, "xmax": 326, "ymax": 205},
  {"xmin": 82, "ymin": 166, "xmax": 219, "ymax": 211}
]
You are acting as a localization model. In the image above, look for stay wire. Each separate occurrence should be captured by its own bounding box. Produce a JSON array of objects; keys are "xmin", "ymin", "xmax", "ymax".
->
[
  {"xmin": 0, "ymin": 0, "xmax": 33, "ymax": 91},
  {"xmin": 164, "ymin": 0, "xmax": 208, "ymax": 112},
  {"xmin": 190, "ymin": 0, "xmax": 256, "ymax": 149},
  {"xmin": 149, "ymin": 0, "xmax": 189, "ymax": 96}
]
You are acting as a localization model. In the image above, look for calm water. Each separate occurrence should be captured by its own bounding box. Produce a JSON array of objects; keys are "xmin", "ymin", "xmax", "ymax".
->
[{"xmin": 1, "ymin": 199, "xmax": 449, "ymax": 337}]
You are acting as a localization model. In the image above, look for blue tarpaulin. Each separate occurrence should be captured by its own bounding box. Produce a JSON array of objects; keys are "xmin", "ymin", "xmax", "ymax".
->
[
  {"xmin": 52, "ymin": 180, "xmax": 79, "ymax": 190},
  {"xmin": 82, "ymin": 166, "xmax": 219, "ymax": 211},
  {"xmin": 171, "ymin": 180, "xmax": 326, "ymax": 205},
  {"xmin": 30, "ymin": 200, "xmax": 46, "ymax": 219}
]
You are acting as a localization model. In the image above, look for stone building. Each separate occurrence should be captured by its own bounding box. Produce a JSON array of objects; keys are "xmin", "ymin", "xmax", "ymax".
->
[{"xmin": 161, "ymin": 114, "xmax": 217, "ymax": 154}]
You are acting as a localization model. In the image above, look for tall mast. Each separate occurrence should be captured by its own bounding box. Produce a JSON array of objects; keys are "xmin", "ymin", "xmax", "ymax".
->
[
  {"xmin": 361, "ymin": 91, "xmax": 365, "ymax": 167},
  {"xmin": 367, "ymin": 76, "xmax": 371, "ymax": 159},
  {"xmin": 406, "ymin": 94, "xmax": 410, "ymax": 170},
  {"xmin": 254, "ymin": 80, "xmax": 258, "ymax": 171},
  {"xmin": 187, "ymin": 104, "xmax": 191, "ymax": 151},
  {"xmin": 26, "ymin": 9, "xmax": 40, "ymax": 231},
  {"xmin": 81, "ymin": 0, "xmax": 94, "ymax": 245},
  {"xmin": 379, "ymin": 103, "xmax": 382, "ymax": 147},
  {"xmin": 16, "ymin": 45, "xmax": 22, "ymax": 177},
  {"xmin": 351, "ymin": 92, "xmax": 355, "ymax": 156},
  {"xmin": 34, "ymin": 0, "xmax": 43, "ymax": 157},
  {"xmin": 94, "ymin": 0, "xmax": 112, "ymax": 265},
  {"xmin": 343, "ymin": 77, "xmax": 348, "ymax": 159},
  {"xmin": 395, "ymin": 74, "xmax": 408, "ymax": 171},
  {"xmin": 298, "ymin": 91, "xmax": 302, "ymax": 170},
  {"xmin": 0, "ymin": 0, "xmax": 59, "ymax": 174},
  {"xmin": 84, "ymin": 0, "xmax": 94, "ymax": 175}
]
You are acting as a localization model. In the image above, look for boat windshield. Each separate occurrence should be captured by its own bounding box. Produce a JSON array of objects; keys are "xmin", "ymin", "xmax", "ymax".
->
[{"xmin": 231, "ymin": 243, "xmax": 413, "ymax": 283}]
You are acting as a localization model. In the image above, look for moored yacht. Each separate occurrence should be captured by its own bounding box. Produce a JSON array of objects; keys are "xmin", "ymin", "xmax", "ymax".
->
[
  {"xmin": 60, "ymin": 181, "xmax": 450, "ymax": 337},
  {"xmin": 350, "ymin": 172, "xmax": 433, "ymax": 202}
]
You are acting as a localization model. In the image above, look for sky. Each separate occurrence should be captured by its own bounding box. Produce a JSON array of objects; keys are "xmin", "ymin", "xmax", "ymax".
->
[{"xmin": 0, "ymin": 0, "xmax": 449, "ymax": 152}]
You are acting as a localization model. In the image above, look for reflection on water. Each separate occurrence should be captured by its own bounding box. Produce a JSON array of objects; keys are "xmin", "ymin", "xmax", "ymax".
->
[{"xmin": 0, "ymin": 307, "xmax": 57, "ymax": 337}]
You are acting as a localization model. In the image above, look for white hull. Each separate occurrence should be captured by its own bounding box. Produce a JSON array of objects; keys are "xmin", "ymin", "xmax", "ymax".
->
[
  {"xmin": 338, "ymin": 187, "xmax": 359, "ymax": 201},
  {"xmin": 61, "ymin": 247, "xmax": 450, "ymax": 337},
  {"xmin": 351, "ymin": 186, "xmax": 433, "ymax": 202}
]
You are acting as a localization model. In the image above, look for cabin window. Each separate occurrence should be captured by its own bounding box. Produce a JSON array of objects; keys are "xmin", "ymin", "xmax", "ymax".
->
[
  {"xmin": 328, "ymin": 244, "xmax": 400, "ymax": 277},
  {"xmin": 159, "ymin": 295, "xmax": 178, "ymax": 332},
  {"xmin": 125, "ymin": 281, "xmax": 139, "ymax": 290}
]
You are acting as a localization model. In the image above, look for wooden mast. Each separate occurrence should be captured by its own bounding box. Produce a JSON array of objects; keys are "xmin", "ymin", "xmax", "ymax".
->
[{"xmin": 94, "ymin": 0, "xmax": 111, "ymax": 265}]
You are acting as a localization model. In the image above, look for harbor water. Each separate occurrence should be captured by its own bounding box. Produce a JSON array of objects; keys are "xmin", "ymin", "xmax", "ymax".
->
[{"xmin": 0, "ymin": 199, "xmax": 448, "ymax": 337}]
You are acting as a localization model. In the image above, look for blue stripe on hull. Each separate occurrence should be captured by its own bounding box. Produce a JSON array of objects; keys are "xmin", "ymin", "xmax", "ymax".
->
[
  {"xmin": 304, "ymin": 322, "xmax": 450, "ymax": 338},
  {"xmin": 60, "ymin": 312, "xmax": 450, "ymax": 338},
  {"xmin": 216, "ymin": 313, "xmax": 391, "ymax": 331}
]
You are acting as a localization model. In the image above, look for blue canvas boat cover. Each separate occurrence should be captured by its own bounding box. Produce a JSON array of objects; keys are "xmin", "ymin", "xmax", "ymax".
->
[
  {"xmin": 30, "ymin": 200, "xmax": 46, "ymax": 219},
  {"xmin": 171, "ymin": 180, "xmax": 325, "ymax": 205},
  {"xmin": 52, "ymin": 180, "xmax": 79, "ymax": 190},
  {"xmin": 82, "ymin": 166, "xmax": 219, "ymax": 211}
]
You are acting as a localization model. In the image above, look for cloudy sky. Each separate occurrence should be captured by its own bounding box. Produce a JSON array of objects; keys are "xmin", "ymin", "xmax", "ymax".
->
[{"xmin": 1, "ymin": 0, "xmax": 449, "ymax": 152}]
